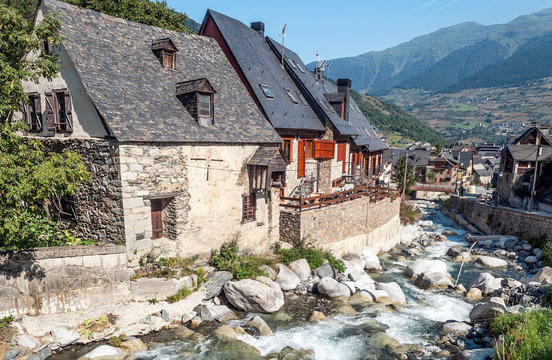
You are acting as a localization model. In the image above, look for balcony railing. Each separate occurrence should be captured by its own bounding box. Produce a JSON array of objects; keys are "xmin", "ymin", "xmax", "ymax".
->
[{"xmin": 280, "ymin": 185, "xmax": 397, "ymax": 212}]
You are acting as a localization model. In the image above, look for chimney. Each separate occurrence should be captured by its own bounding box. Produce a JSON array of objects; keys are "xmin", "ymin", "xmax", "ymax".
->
[
  {"xmin": 337, "ymin": 78, "xmax": 352, "ymax": 120},
  {"xmin": 251, "ymin": 22, "xmax": 265, "ymax": 37}
]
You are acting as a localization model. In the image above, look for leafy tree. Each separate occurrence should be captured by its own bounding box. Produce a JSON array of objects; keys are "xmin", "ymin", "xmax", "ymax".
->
[
  {"xmin": 473, "ymin": 173, "xmax": 481, "ymax": 185},
  {"xmin": 392, "ymin": 155, "xmax": 416, "ymax": 195},
  {"xmin": 61, "ymin": 0, "xmax": 194, "ymax": 33},
  {"xmin": 0, "ymin": 4, "xmax": 62, "ymax": 122},
  {"xmin": 0, "ymin": 122, "xmax": 91, "ymax": 249},
  {"xmin": 432, "ymin": 143, "xmax": 443, "ymax": 156},
  {"xmin": 427, "ymin": 171, "xmax": 436, "ymax": 183}
]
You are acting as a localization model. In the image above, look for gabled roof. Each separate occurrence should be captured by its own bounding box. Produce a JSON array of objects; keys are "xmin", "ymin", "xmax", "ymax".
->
[
  {"xmin": 202, "ymin": 10, "xmax": 324, "ymax": 132},
  {"xmin": 151, "ymin": 37, "xmax": 178, "ymax": 52},
  {"xmin": 506, "ymin": 144, "xmax": 552, "ymax": 161},
  {"xmin": 176, "ymin": 78, "xmax": 216, "ymax": 96},
  {"xmin": 511, "ymin": 127, "xmax": 552, "ymax": 146},
  {"xmin": 247, "ymin": 146, "xmax": 289, "ymax": 166},
  {"xmin": 43, "ymin": 0, "xmax": 280, "ymax": 144}
]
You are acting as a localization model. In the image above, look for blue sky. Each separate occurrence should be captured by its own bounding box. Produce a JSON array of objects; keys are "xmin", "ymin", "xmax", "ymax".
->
[{"xmin": 169, "ymin": 0, "xmax": 552, "ymax": 63}]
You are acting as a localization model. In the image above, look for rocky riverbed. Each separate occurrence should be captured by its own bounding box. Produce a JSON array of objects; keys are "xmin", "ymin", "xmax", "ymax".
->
[{"xmin": 4, "ymin": 199, "xmax": 551, "ymax": 360}]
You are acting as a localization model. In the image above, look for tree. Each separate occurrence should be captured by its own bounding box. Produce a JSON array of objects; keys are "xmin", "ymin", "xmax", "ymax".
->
[
  {"xmin": 0, "ymin": 4, "xmax": 62, "ymax": 122},
  {"xmin": 473, "ymin": 173, "xmax": 481, "ymax": 185},
  {"xmin": 427, "ymin": 171, "xmax": 436, "ymax": 183},
  {"xmin": 392, "ymin": 156, "xmax": 416, "ymax": 195},
  {"xmin": 432, "ymin": 143, "xmax": 443, "ymax": 156}
]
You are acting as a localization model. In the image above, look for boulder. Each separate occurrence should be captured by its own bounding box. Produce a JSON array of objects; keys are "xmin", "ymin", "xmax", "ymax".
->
[
  {"xmin": 455, "ymin": 348, "xmax": 495, "ymax": 360},
  {"xmin": 259, "ymin": 265, "xmax": 276, "ymax": 279},
  {"xmin": 521, "ymin": 266, "xmax": 552, "ymax": 285},
  {"xmin": 309, "ymin": 311, "xmax": 326, "ymax": 322},
  {"xmin": 213, "ymin": 325, "xmax": 237, "ymax": 341},
  {"xmin": 246, "ymin": 315, "xmax": 273, "ymax": 336},
  {"xmin": 276, "ymin": 264, "xmax": 301, "ymax": 291},
  {"xmin": 525, "ymin": 256, "xmax": 538, "ymax": 265},
  {"xmin": 223, "ymin": 276, "xmax": 284, "ymax": 313},
  {"xmin": 333, "ymin": 303, "xmax": 357, "ymax": 315},
  {"xmin": 78, "ymin": 345, "xmax": 126, "ymax": 360},
  {"xmin": 361, "ymin": 247, "xmax": 382, "ymax": 272},
  {"xmin": 419, "ymin": 220, "xmax": 434, "ymax": 228},
  {"xmin": 447, "ymin": 246, "xmax": 467, "ymax": 258},
  {"xmin": 414, "ymin": 272, "xmax": 453, "ymax": 290},
  {"xmin": 196, "ymin": 304, "xmax": 237, "ymax": 322},
  {"xmin": 342, "ymin": 253, "xmax": 366, "ymax": 274},
  {"xmin": 278, "ymin": 346, "xmax": 315, "ymax": 360},
  {"xmin": 50, "ymin": 326, "xmax": 81, "ymax": 347},
  {"xmin": 480, "ymin": 240, "xmax": 494, "ymax": 249},
  {"xmin": 18, "ymin": 335, "xmax": 40, "ymax": 349},
  {"xmin": 317, "ymin": 277, "xmax": 351, "ymax": 299},
  {"xmin": 375, "ymin": 282, "xmax": 406, "ymax": 304},
  {"xmin": 119, "ymin": 339, "xmax": 148, "ymax": 353},
  {"xmin": 354, "ymin": 289, "xmax": 393, "ymax": 304},
  {"xmin": 313, "ymin": 263, "xmax": 338, "ymax": 279},
  {"xmin": 468, "ymin": 273, "xmax": 502, "ymax": 295},
  {"xmin": 442, "ymin": 321, "xmax": 472, "ymax": 336},
  {"xmin": 354, "ymin": 274, "xmax": 376, "ymax": 291},
  {"xmin": 475, "ymin": 256, "xmax": 507, "ymax": 268},
  {"xmin": 288, "ymin": 259, "xmax": 311, "ymax": 282},
  {"xmin": 404, "ymin": 259, "xmax": 447, "ymax": 278},
  {"xmin": 204, "ymin": 271, "xmax": 233, "ymax": 299},
  {"xmin": 469, "ymin": 297, "xmax": 507, "ymax": 323},
  {"xmin": 465, "ymin": 288, "xmax": 483, "ymax": 301},
  {"xmin": 503, "ymin": 237, "xmax": 519, "ymax": 250}
]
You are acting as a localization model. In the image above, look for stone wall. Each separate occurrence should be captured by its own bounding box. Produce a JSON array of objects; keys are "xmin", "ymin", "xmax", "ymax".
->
[
  {"xmin": 0, "ymin": 246, "xmax": 131, "ymax": 317},
  {"xmin": 39, "ymin": 138, "xmax": 125, "ymax": 244},
  {"xmin": 280, "ymin": 196, "xmax": 401, "ymax": 256},
  {"xmin": 450, "ymin": 195, "xmax": 552, "ymax": 237}
]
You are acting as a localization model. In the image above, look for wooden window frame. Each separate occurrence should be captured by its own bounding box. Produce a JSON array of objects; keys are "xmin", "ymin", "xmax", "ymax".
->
[
  {"xmin": 161, "ymin": 49, "xmax": 176, "ymax": 69},
  {"xmin": 304, "ymin": 140, "xmax": 315, "ymax": 159},
  {"xmin": 24, "ymin": 92, "xmax": 43, "ymax": 133},
  {"xmin": 281, "ymin": 138, "xmax": 293, "ymax": 162},
  {"xmin": 45, "ymin": 89, "xmax": 73, "ymax": 134},
  {"xmin": 197, "ymin": 93, "xmax": 213, "ymax": 120},
  {"xmin": 242, "ymin": 192, "xmax": 256, "ymax": 224}
]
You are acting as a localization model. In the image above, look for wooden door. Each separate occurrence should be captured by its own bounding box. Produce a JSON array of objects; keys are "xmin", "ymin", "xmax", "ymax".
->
[
  {"xmin": 151, "ymin": 199, "xmax": 164, "ymax": 239},
  {"xmin": 298, "ymin": 140, "xmax": 305, "ymax": 178}
]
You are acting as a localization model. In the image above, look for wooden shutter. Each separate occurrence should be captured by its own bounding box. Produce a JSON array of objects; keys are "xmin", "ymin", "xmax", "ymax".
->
[
  {"xmin": 314, "ymin": 140, "xmax": 336, "ymax": 160},
  {"xmin": 21, "ymin": 101, "xmax": 30, "ymax": 128},
  {"xmin": 45, "ymin": 92, "xmax": 56, "ymax": 131},
  {"xmin": 337, "ymin": 143, "xmax": 347, "ymax": 173},
  {"xmin": 34, "ymin": 94, "xmax": 43, "ymax": 132},
  {"xmin": 63, "ymin": 91, "xmax": 73, "ymax": 133},
  {"xmin": 298, "ymin": 140, "xmax": 306, "ymax": 178},
  {"xmin": 151, "ymin": 199, "xmax": 164, "ymax": 239}
]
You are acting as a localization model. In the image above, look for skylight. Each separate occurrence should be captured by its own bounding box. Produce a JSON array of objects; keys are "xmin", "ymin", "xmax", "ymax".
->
[
  {"xmin": 296, "ymin": 91, "xmax": 308, "ymax": 106},
  {"xmin": 323, "ymin": 86, "xmax": 329, "ymax": 93},
  {"xmin": 349, "ymin": 103, "xmax": 355, "ymax": 111},
  {"xmin": 295, "ymin": 60, "xmax": 305, "ymax": 73},
  {"xmin": 287, "ymin": 57, "xmax": 297, "ymax": 70},
  {"xmin": 285, "ymin": 88, "xmax": 298, "ymax": 103},
  {"xmin": 260, "ymin": 84, "xmax": 273, "ymax": 98}
]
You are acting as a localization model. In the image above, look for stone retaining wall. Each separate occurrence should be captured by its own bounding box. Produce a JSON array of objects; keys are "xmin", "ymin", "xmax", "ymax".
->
[
  {"xmin": 450, "ymin": 195, "xmax": 552, "ymax": 238},
  {"xmin": 280, "ymin": 196, "xmax": 401, "ymax": 256}
]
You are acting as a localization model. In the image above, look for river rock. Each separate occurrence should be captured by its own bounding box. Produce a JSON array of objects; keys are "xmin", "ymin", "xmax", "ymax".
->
[
  {"xmin": 333, "ymin": 303, "xmax": 357, "ymax": 315},
  {"xmin": 447, "ymin": 246, "xmax": 467, "ymax": 258},
  {"xmin": 278, "ymin": 346, "xmax": 314, "ymax": 360},
  {"xmin": 213, "ymin": 325, "xmax": 237, "ymax": 341},
  {"xmin": 404, "ymin": 259, "xmax": 447, "ymax": 278},
  {"xmin": 317, "ymin": 277, "xmax": 351, "ymax": 299},
  {"xmin": 465, "ymin": 288, "xmax": 483, "ymax": 301},
  {"xmin": 342, "ymin": 253, "xmax": 366, "ymax": 274},
  {"xmin": 246, "ymin": 315, "xmax": 273, "ymax": 336},
  {"xmin": 196, "ymin": 304, "xmax": 237, "ymax": 322},
  {"xmin": 525, "ymin": 256, "xmax": 538, "ymax": 265},
  {"xmin": 288, "ymin": 259, "xmax": 311, "ymax": 282},
  {"xmin": 354, "ymin": 274, "xmax": 376, "ymax": 291},
  {"xmin": 468, "ymin": 273, "xmax": 502, "ymax": 295},
  {"xmin": 376, "ymin": 282, "xmax": 406, "ymax": 304},
  {"xmin": 354, "ymin": 289, "xmax": 393, "ymax": 304},
  {"xmin": 313, "ymin": 263, "xmax": 338, "ymax": 279},
  {"xmin": 204, "ymin": 271, "xmax": 233, "ymax": 299},
  {"xmin": 361, "ymin": 247, "xmax": 382, "ymax": 272},
  {"xmin": 455, "ymin": 348, "xmax": 495, "ymax": 360},
  {"xmin": 475, "ymin": 256, "xmax": 507, "ymax": 268},
  {"xmin": 78, "ymin": 345, "xmax": 126, "ymax": 360},
  {"xmin": 414, "ymin": 272, "xmax": 453, "ymax": 290},
  {"xmin": 419, "ymin": 220, "xmax": 434, "ymax": 228},
  {"xmin": 442, "ymin": 321, "xmax": 472, "ymax": 335},
  {"xmin": 309, "ymin": 311, "xmax": 326, "ymax": 322},
  {"xmin": 276, "ymin": 264, "xmax": 301, "ymax": 291},
  {"xmin": 521, "ymin": 266, "xmax": 552, "ymax": 285},
  {"xmin": 469, "ymin": 297, "xmax": 507, "ymax": 323},
  {"xmin": 223, "ymin": 276, "xmax": 284, "ymax": 313},
  {"xmin": 18, "ymin": 334, "xmax": 40, "ymax": 349},
  {"xmin": 50, "ymin": 326, "xmax": 80, "ymax": 347},
  {"xmin": 119, "ymin": 339, "xmax": 148, "ymax": 353}
]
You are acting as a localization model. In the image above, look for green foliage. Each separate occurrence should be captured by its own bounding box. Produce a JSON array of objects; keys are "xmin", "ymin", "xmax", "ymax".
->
[
  {"xmin": 134, "ymin": 253, "xmax": 198, "ymax": 279},
  {"xmin": 473, "ymin": 173, "xmax": 481, "ymax": 185},
  {"xmin": 391, "ymin": 156, "xmax": 416, "ymax": 195},
  {"xmin": 543, "ymin": 243, "xmax": 552, "ymax": 266},
  {"xmin": 0, "ymin": 315, "xmax": 15, "ymax": 342},
  {"xmin": 147, "ymin": 298, "xmax": 158, "ymax": 305},
  {"xmin": 61, "ymin": 0, "xmax": 194, "ymax": 33},
  {"xmin": 491, "ymin": 310, "xmax": 552, "ymax": 360},
  {"xmin": 274, "ymin": 240, "xmax": 346, "ymax": 273},
  {"xmin": 432, "ymin": 143, "xmax": 443, "ymax": 156},
  {"xmin": 166, "ymin": 286, "xmax": 192, "ymax": 303},
  {"xmin": 0, "ymin": 4, "xmax": 62, "ymax": 121},
  {"xmin": 209, "ymin": 241, "xmax": 273, "ymax": 280},
  {"xmin": 0, "ymin": 315, "xmax": 12, "ymax": 328},
  {"xmin": 351, "ymin": 91, "xmax": 445, "ymax": 145},
  {"xmin": 400, "ymin": 201, "xmax": 420, "ymax": 225},
  {"xmin": 108, "ymin": 334, "xmax": 125, "ymax": 347},
  {"xmin": 78, "ymin": 315, "xmax": 115, "ymax": 339},
  {"xmin": 426, "ymin": 171, "xmax": 436, "ymax": 182}
]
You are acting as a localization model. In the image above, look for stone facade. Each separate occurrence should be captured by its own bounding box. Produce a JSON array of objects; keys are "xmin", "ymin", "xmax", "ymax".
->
[{"xmin": 280, "ymin": 196, "xmax": 401, "ymax": 256}]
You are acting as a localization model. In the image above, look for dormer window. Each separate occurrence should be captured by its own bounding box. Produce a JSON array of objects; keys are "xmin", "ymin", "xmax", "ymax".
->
[
  {"xmin": 260, "ymin": 84, "xmax": 273, "ymax": 98},
  {"xmin": 176, "ymin": 78, "xmax": 216, "ymax": 126},
  {"xmin": 284, "ymin": 88, "xmax": 298, "ymax": 103},
  {"xmin": 152, "ymin": 38, "xmax": 178, "ymax": 69}
]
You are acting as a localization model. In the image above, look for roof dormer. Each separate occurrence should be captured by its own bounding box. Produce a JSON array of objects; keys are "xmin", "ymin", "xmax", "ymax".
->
[
  {"xmin": 176, "ymin": 78, "xmax": 216, "ymax": 126},
  {"xmin": 152, "ymin": 38, "xmax": 178, "ymax": 69}
]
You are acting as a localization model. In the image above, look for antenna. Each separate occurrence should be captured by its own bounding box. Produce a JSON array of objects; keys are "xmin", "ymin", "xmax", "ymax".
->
[{"xmin": 281, "ymin": 24, "xmax": 287, "ymax": 68}]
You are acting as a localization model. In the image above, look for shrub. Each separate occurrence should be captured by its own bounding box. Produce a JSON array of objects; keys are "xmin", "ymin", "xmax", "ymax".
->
[
  {"xmin": 209, "ymin": 241, "xmax": 273, "ymax": 280},
  {"xmin": 274, "ymin": 239, "xmax": 345, "ymax": 273},
  {"xmin": 543, "ymin": 243, "xmax": 552, "ymax": 266},
  {"xmin": 491, "ymin": 310, "xmax": 552, "ymax": 360},
  {"xmin": 400, "ymin": 201, "xmax": 420, "ymax": 225},
  {"xmin": 0, "ymin": 315, "xmax": 15, "ymax": 342},
  {"xmin": 133, "ymin": 253, "xmax": 197, "ymax": 279},
  {"xmin": 166, "ymin": 286, "xmax": 192, "ymax": 303}
]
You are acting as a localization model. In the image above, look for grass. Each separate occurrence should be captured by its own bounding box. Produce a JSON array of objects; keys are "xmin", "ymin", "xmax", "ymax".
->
[
  {"xmin": 0, "ymin": 315, "xmax": 15, "ymax": 342},
  {"xmin": 133, "ymin": 253, "xmax": 198, "ymax": 279},
  {"xmin": 166, "ymin": 286, "xmax": 193, "ymax": 303},
  {"xmin": 209, "ymin": 241, "xmax": 276, "ymax": 280},
  {"xmin": 274, "ymin": 239, "xmax": 345, "ymax": 272},
  {"xmin": 400, "ymin": 201, "xmax": 420, "ymax": 225},
  {"xmin": 491, "ymin": 310, "xmax": 552, "ymax": 360}
]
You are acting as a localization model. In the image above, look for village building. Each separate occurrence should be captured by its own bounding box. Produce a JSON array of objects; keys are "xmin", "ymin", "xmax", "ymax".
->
[
  {"xmin": 199, "ymin": 11, "xmax": 387, "ymax": 196},
  {"xmin": 19, "ymin": 0, "xmax": 286, "ymax": 258}
]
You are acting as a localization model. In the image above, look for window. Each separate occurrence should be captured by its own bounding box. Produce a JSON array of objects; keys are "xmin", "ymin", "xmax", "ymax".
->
[
  {"xmin": 295, "ymin": 61, "xmax": 306, "ymax": 73},
  {"xmin": 304, "ymin": 140, "xmax": 314, "ymax": 159},
  {"xmin": 349, "ymin": 103, "xmax": 355, "ymax": 111},
  {"xmin": 242, "ymin": 193, "xmax": 256, "ymax": 223},
  {"xmin": 23, "ymin": 93, "xmax": 42, "ymax": 133},
  {"xmin": 152, "ymin": 38, "xmax": 178, "ymax": 69},
  {"xmin": 282, "ymin": 138, "xmax": 293, "ymax": 162},
  {"xmin": 151, "ymin": 199, "xmax": 164, "ymax": 239},
  {"xmin": 45, "ymin": 90, "xmax": 73, "ymax": 133},
  {"xmin": 287, "ymin": 56, "xmax": 297, "ymax": 69},
  {"xmin": 284, "ymin": 88, "xmax": 298, "ymax": 103},
  {"xmin": 198, "ymin": 94, "xmax": 212, "ymax": 117},
  {"xmin": 162, "ymin": 50, "xmax": 175, "ymax": 69},
  {"xmin": 260, "ymin": 84, "xmax": 273, "ymax": 98},
  {"xmin": 296, "ymin": 91, "xmax": 308, "ymax": 106},
  {"xmin": 323, "ymin": 86, "xmax": 329, "ymax": 93},
  {"xmin": 318, "ymin": 98, "xmax": 328, "ymax": 111}
]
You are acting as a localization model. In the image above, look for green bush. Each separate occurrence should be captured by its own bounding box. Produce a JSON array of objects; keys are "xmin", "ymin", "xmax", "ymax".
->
[
  {"xmin": 274, "ymin": 240, "xmax": 345, "ymax": 273},
  {"xmin": 209, "ymin": 241, "xmax": 272, "ymax": 280},
  {"xmin": 491, "ymin": 310, "xmax": 552, "ymax": 360},
  {"xmin": 543, "ymin": 243, "xmax": 552, "ymax": 266},
  {"xmin": 400, "ymin": 201, "xmax": 420, "ymax": 225},
  {"xmin": 166, "ymin": 286, "xmax": 193, "ymax": 303}
]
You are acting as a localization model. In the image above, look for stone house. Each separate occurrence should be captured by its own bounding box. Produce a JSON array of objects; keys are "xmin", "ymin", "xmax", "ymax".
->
[
  {"xmin": 19, "ymin": 0, "xmax": 285, "ymax": 258},
  {"xmin": 199, "ymin": 11, "xmax": 387, "ymax": 196}
]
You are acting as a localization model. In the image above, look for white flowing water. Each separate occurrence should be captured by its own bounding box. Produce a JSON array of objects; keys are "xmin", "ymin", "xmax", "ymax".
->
[{"xmin": 126, "ymin": 201, "xmax": 521, "ymax": 360}]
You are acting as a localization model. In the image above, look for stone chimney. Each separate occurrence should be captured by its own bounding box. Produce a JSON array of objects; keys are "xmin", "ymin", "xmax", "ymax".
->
[
  {"xmin": 250, "ymin": 22, "xmax": 265, "ymax": 37},
  {"xmin": 337, "ymin": 78, "xmax": 352, "ymax": 120}
]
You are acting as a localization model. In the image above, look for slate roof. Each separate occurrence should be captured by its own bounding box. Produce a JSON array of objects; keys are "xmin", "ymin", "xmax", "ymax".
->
[
  {"xmin": 203, "ymin": 10, "xmax": 324, "ymax": 132},
  {"xmin": 408, "ymin": 149, "xmax": 430, "ymax": 167},
  {"xmin": 266, "ymin": 37, "xmax": 386, "ymax": 150},
  {"xmin": 175, "ymin": 78, "xmax": 215, "ymax": 96},
  {"xmin": 506, "ymin": 144, "xmax": 552, "ymax": 161},
  {"xmin": 43, "ymin": 0, "xmax": 280, "ymax": 144},
  {"xmin": 511, "ymin": 127, "xmax": 552, "ymax": 146},
  {"xmin": 247, "ymin": 146, "xmax": 289, "ymax": 166}
]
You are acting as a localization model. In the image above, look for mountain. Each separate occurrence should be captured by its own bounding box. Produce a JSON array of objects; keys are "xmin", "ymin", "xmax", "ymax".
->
[{"xmin": 313, "ymin": 8, "xmax": 552, "ymax": 94}]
